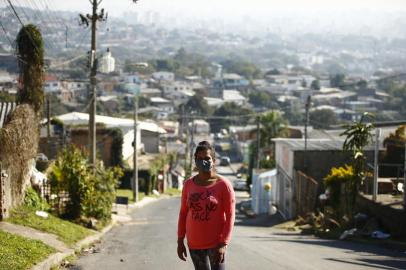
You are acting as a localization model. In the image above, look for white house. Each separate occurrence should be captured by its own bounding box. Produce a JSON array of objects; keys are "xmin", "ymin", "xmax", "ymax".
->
[
  {"xmin": 56, "ymin": 112, "xmax": 167, "ymax": 158},
  {"xmin": 152, "ymin": 71, "xmax": 175, "ymax": 82},
  {"xmin": 223, "ymin": 90, "xmax": 246, "ymax": 105},
  {"xmin": 99, "ymin": 48, "xmax": 116, "ymax": 74}
]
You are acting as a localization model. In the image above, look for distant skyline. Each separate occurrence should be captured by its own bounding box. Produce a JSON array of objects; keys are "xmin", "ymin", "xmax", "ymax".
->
[{"xmin": 5, "ymin": 0, "xmax": 406, "ymax": 17}]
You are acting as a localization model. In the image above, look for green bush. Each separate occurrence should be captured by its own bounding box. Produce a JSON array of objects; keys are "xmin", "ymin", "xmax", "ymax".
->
[
  {"xmin": 24, "ymin": 187, "xmax": 49, "ymax": 211},
  {"xmin": 50, "ymin": 145, "xmax": 123, "ymax": 222}
]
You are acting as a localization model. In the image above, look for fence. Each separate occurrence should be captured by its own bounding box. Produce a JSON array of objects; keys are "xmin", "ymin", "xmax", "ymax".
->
[
  {"xmin": 38, "ymin": 182, "xmax": 70, "ymax": 216},
  {"xmin": 364, "ymin": 163, "xmax": 404, "ymax": 195},
  {"xmin": 276, "ymin": 165, "xmax": 294, "ymax": 219},
  {"xmin": 295, "ymin": 171, "xmax": 319, "ymax": 217}
]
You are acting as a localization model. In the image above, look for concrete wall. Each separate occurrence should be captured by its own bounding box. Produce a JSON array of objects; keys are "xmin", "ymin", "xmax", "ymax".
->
[
  {"xmin": 356, "ymin": 195, "xmax": 406, "ymax": 238},
  {"xmin": 141, "ymin": 130, "xmax": 160, "ymax": 153}
]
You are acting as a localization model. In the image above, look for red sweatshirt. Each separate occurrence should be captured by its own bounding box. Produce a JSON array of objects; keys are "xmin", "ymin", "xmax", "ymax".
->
[{"xmin": 177, "ymin": 176, "xmax": 236, "ymax": 249}]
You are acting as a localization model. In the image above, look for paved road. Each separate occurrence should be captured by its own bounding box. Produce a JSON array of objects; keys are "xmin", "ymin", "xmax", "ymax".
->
[{"xmin": 70, "ymin": 196, "xmax": 406, "ymax": 270}]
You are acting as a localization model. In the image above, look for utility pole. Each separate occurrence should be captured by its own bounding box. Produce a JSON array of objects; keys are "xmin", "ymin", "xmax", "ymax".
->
[
  {"xmin": 190, "ymin": 120, "xmax": 195, "ymax": 173},
  {"xmin": 373, "ymin": 128, "xmax": 381, "ymax": 201},
  {"xmin": 256, "ymin": 116, "xmax": 261, "ymax": 169},
  {"xmin": 133, "ymin": 95, "xmax": 139, "ymax": 202},
  {"xmin": 46, "ymin": 95, "xmax": 51, "ymax": 139},
  {"xmin": 185, "ymin": 119, "xmax": 190, "ymax": 175},
  {"xmin": 404, "ymin": 128, "xmax": 406, "ymax": 209},
  {"xmin": 80, "ymin": 1, "xmax": 107, "ymax": 168},
  {"xmin": 304, "ymin": 95, "xmax": 311, "ymax": 172},
  {"xmin": 65, "ymin": 26, "xmax": 68, "ymax": 49}
]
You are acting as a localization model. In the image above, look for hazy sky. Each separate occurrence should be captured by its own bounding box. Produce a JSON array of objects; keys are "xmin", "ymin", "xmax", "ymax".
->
[{"xmin": 22, "ymin": 0, "xmax": 406, "ymax": 17}]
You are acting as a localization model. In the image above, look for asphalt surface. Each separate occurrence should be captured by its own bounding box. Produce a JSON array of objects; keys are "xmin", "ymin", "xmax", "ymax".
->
[{"xmin": 70, "ymin": 165, "xmax": 406, "ymax": 270}]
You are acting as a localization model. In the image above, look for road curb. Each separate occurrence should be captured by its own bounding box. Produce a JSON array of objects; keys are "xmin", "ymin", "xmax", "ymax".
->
[{"xmin": 30, "ymin": 195, "xmax": 170, "ymax": 270}]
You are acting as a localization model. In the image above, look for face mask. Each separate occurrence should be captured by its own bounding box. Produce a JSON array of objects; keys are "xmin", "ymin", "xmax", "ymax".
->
[{"xmin": 195, "ymin": 159, "xmax": 213, "ymax": 172}]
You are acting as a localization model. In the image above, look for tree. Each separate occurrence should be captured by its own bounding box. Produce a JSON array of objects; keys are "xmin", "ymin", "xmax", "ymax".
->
[
  {"xmin": 330, "ymin": 74, "xmax": 345, "ymax": 88},
  {"xmin": 340, "ymin": 113, "xmax": 374, "ymax": 214},
  {"xmin": 183, "ymin": 95, "xmax": 212, "ymax": 116},
  {"xmin": 266, "ymin": 68, "xmax": 281, "ymax": 75},
  {"xmin": 210, "ymin": 103, "xmax": 254, "ymax": 132},
  {"xmin": 221, "ymin": 59, "xmax": 262, "ymax": 80},
  {"xmin": 310, "ymin": 79, "xmax": 321, "ymax": 90},
  {"xmin": 383, "ymin": 125, "xmax": 406, "ymax": 165},
  {"xmin": 16, "ymin": 24, "xmax": 45, "ymax": 114},
  {"xmin": 248, "ymin": 91, "xmax": 276, "ymax": 108},
  {"xmin": 259, "ymin": 111, "xmax": 288, "ymax": 148},
  {"xmin": 310, "ymin": 109, "xmax": 338, "ymax": 129}
]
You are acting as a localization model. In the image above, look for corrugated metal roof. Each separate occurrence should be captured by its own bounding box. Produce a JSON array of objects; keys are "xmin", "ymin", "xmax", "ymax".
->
[
  {"xmin": 0, "ymin": 102, "xmax": 17, "ymax": 128},
  {"xmin": 272, "ymin": 138, "xmax": 377, "ymax": 151}
]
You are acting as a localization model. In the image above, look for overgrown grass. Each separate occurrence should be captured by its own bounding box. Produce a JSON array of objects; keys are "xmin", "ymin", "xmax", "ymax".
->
[
  {"xmin": 0, "ymin": 229, "xmax": 55, "ymax": 270},
  {"xmin": 7, "ymin": 206, "xmax": 94, "ymax": 247}
]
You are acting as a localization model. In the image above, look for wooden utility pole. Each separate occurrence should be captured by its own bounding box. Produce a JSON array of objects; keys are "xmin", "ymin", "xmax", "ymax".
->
[
  {"xmin": 133, "ymin": 95, "xmax": 139, "ymax": 202},
  {"xmin": 373, "ymin": 128, "xmax": 381, "ymax": 201},
  {"xmin": 403, "ymin": 150, "xmax": 406, "ymax": 208},
  {"xmin": 256, "ymin": 116, "xmax": 261, "ymax": 169},
  {"xmin": 80, "ymin": 1, "xmax": 107, "ymax": 168},
  {"xmin": 304, "ymin": 95, "xmax": 311, "ymax": 172}
]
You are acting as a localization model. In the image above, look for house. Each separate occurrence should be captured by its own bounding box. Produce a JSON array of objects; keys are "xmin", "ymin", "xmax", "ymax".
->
[
  {"xmin": 204, "ymin": 97, "xmax": 224, "ymax": 108},
  {"xmin": 150, "ymin": 97, "xmax": 175, "ymax": 115},
  {"xmin": 56, "ymin": 112, "xmax": 167, "ymax": 158},
  {"xmin": 272, "ymin": 138, "xmax": 376, "ymax": 219},
  {"xmin": 223, "ymin": 90, "xmax": 246, "ymax": 106},
  {"xmin": 222, "ymin": 73, "xmax": 249, "ymax": 89},
  {"xmin": 159, "ymin": 120, "xmax": 180, "ymax": 137},
  {"xmin": 190, "ymin": 119, "xmax": 210, "ymax": 135},
  {"xmin": 152, "ymin": 71, "xmax": 175, "ymax": 82}
]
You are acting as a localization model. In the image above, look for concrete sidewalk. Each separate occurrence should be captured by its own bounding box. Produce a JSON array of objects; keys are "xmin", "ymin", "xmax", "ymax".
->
[{"xmin": 0, "ymin": 195, "xmax": 167, "ymax": 270}]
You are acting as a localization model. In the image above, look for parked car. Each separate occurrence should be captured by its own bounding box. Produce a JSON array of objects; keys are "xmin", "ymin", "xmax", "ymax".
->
[
  {"xmin": 233, "ymin": 179, "xmax": 248, "ymax": 191},
  {"xmin": 220, "ymin": 156, "xmax": 231, "ymax": 166}
]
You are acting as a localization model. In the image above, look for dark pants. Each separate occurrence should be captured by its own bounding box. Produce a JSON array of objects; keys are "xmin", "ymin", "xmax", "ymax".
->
[{"xmin": 189, "ymin": 248, "xmax": 225, "ymax": 270}]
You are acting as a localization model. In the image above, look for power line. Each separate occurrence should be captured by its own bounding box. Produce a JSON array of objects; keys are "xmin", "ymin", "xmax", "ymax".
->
[
  {"xmin": 6, "ymin": 0, "xmax": 43, "ymax": 59},
  {"xmin": 0, "ymin": 18, "xmax": 14, "ymax": 48}
]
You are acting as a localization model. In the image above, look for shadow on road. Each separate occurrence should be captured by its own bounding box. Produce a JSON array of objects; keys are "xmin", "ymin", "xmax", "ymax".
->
[
  {"xmin": 276, "ymin": 238, "xmax": 406, "ymax": 270},
  {"xmin": 234, "ymin": 201, "xmax": 285, "ymax": 227}
]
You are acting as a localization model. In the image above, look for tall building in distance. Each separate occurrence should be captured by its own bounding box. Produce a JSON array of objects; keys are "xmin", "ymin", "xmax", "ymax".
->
[{"xmin": 99, "ymin": 48, "xmax": 115, "ymax": 74}]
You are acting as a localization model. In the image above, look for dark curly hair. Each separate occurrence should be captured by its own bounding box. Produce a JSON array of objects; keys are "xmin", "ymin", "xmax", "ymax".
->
[{"xmin": 194, "ymin": 141, "xmax": 216, "ymax": 161}]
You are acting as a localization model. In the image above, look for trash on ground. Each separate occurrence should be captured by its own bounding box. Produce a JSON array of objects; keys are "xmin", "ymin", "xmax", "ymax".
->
[
  {"xmin": 339, "ymin": 228, "xmax": 357, "ymax": 240},
  {"xmin": 35, "ymin": 210, "xmax": 48, "ymax": 218},
  {"xmin": 371, "ymin": 230, "xmax": 390, "ymax": 239}
]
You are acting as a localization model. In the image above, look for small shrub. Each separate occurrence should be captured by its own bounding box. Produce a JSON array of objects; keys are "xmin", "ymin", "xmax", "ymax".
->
[
  {"xmin": 50, "ymin": 145, "xmax": 122, "ymax": 222},
  {"xmin": 24, "ymin": 187, "xmax": 49, "ymax": 211}
]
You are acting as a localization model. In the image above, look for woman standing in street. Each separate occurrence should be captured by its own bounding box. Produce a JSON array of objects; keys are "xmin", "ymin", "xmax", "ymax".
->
[{"xmin": 177, "ymin": 141, "xmax": 236, "ymax": 270}]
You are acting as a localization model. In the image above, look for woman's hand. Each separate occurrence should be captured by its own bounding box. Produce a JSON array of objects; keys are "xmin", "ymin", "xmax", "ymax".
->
[
  {"xmin": 177, "ymin": 238, "xmax": 187, "ymax": 261},
  {"xmin": 215, "ymin": 243, "xmax": 227, "ymax": 264}
]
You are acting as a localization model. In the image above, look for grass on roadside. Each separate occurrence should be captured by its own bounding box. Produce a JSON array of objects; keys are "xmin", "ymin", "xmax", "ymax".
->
[
  {"xmin": 0, "ymin": 229, "xmax": 55, "ymax": 270},
  {"xmin": 7, "ymin": 206, "xmax": 94, "ymax": 247}
]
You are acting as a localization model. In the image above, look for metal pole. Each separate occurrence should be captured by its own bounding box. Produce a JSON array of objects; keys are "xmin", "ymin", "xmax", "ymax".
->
[
  {"xmin": 373, "ymin": 128, "xmax": 381, "ymax": 201},
  {"xmin": 89, "ymin": 0, "xmax": 98, "ymax": 168},
  {"xmin": 256, "ymin": 116, "xmax": 260, "ymax": 169},
  {"xmin": 133, "ymin": 95, "xmax": 139, "ymax": 202}
]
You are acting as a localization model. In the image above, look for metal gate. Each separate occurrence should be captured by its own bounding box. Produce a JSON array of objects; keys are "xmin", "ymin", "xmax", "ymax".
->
[{"xmin": 276, "ymin": 165, "xmax": 294, "ymax": 219}]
